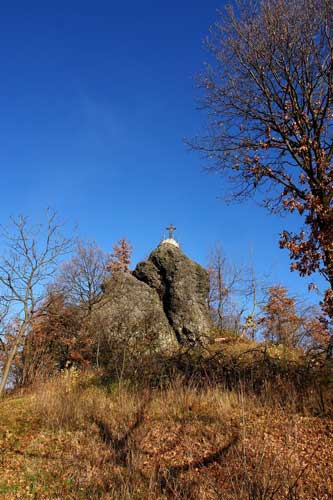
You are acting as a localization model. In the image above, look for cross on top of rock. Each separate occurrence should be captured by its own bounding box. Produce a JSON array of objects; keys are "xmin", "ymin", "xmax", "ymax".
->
[
  {"xmin": 161, "ymin": 224, "xmax": 179, "ymax": 248},
  {"xmin": 166, "ymin": 224, "xmax": 176, "ymax": 240}
]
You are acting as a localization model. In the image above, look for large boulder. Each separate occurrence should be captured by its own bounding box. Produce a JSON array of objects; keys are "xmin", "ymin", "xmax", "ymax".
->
[
  {"xmin": 133, "ymin": 242, "xmax": 212, "ymax": 345},
  {"xmin": 95, "ymin": 272, "xmax": 177, "ymax": 355}
]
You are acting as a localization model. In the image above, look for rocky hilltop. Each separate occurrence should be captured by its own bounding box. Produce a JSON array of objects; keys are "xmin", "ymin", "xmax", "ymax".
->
[{"xmin": 100, "ymin": 240, "xmax": 212, "ymax": 348}]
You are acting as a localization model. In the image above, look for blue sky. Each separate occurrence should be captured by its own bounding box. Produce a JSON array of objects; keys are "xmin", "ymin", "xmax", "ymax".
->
[{"xmin": 0, "ymin": 1, "xmax": 323, "ymax": 303}]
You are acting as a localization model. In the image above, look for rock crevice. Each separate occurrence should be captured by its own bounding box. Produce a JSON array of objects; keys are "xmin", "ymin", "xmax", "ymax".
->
[{"xmin": 133, "ymin": 242, "xmax": 212, "ymax": 345}]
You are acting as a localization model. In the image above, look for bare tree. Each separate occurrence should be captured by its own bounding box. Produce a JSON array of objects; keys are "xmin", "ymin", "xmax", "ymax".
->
[
  {"xmin": 53, "ymin": 240, "xmax": 108, "ymax": 370},
  {"xmin": 192, "ymin": 0, "xmax": 333, "ymax": 320},
  {"xmin": 56, "ymin": 240, "xmax": 108, "ymax": 314},
  {"xmin": 207, "ymin": 245, "xmax": 244, "ymax": 332},
  {"xmin": 241, "ymin": 253, "xmax": 262, "ymax": 340},
  {"xmin": 0, "ymin": 210, "xmax": 71, "ymax": 397}
]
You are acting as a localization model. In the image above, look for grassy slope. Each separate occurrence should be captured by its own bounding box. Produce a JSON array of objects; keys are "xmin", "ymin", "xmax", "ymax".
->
[{"xmin": 1, "ymin": 369, "xmax": 333, "ymax": 500}]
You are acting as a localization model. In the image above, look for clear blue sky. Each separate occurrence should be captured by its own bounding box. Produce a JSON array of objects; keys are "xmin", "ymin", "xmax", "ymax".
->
[{"xmin": 0, "ymin": 1, "xmax": 322, "ymax": 303}]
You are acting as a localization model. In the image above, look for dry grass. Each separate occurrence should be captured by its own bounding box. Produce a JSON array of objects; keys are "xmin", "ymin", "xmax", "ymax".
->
[
  {"xmin": 32, "ymin": 369, "xmax": 142, "ymax": 433},
  {"xmin": 0, "ymin": 369, "xmax": 332, "ymax": 499}
]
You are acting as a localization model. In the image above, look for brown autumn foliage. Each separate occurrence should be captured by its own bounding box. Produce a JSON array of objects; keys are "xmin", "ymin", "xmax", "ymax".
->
[
  {"xmin": 107, "ymin": 237, "xmax": 132, "ymax": 273},
  {"xmin": 260, "ymin": 285, "xmax": 302, "ymax": 347},
  {"xmin": 259, "ymin": 285, "xmax": 332, "ymax": 352},
  {"xmin": 192, "ymin": 0, "xmax": 333, "ymax": 323},
  {"xmin": 18, "ymin": 292, "xmax": 94, "ymax": 386},
  {"xmin": 304, "ymin": 316, "xmax": 332, "ymax": 352}
]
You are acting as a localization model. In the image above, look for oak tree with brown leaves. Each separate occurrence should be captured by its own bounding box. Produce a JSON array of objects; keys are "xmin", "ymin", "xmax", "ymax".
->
[
  {"xmin": 260, "ymin": 285, "xmax": 302, "ymax": 347},
  {"xmin": 193, "ymin": 0, "xmax": 333, "ymax": 322},
  {"xmin": 19, "ymin": 291, "xmax": 90, "ymax": 385}
]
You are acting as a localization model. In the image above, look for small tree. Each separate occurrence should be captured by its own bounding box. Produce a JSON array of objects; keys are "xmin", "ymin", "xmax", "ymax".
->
[
  {"xmin": 107, "ymin": 238, "xmax": 132, "ymax": 273},
  {"xmin": 260, "ymin": 285, "xmax": 302, "ymax": 347},
  {"xmin": 0, "ymin": 210, "xmax": 71, "ymax": 397}
]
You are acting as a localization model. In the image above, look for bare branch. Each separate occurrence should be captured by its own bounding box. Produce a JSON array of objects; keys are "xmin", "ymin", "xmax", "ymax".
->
[{"xmin": 0, "ymin": 210, "xmax": 72, "ymax": 397}]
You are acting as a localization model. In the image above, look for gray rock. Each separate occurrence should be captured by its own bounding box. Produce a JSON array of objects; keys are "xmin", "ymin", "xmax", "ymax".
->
[
  {"xmin": 96, "ymin": 272, "xmax": 177, "ymax": 353},
  {"xmin": 133, "ymin": 242, "xmax": 212, "ymax": 345}
]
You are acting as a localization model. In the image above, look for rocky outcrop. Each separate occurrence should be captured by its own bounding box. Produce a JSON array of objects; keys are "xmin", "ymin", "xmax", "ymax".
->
[
  {"xmin": 97, "ymin": 272, "xmax": 177, "ymax": 352},
  {"xmin": 95, "ymin": 242, "xmax": 212, "ymax": 351},
  {"xmin": 133, "ymin": 242, "xmax": 212, "ymax": 345}
]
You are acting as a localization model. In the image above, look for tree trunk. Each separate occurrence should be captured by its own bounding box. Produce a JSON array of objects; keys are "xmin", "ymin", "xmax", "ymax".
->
[{"xmin": 0, "ymin": 322, "xmax": 27, "ymax": 398}]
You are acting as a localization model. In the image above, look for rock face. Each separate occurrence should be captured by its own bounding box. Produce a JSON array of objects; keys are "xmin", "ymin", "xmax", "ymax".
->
[
  {"xmin": 133, "ymin": 242, "xmax": 212, "ymax": 345},
  {"xmin": 97, "ymin": 272, "xmax": 177, "ymax": 352},
  {"xmin": 95, "ymin": 241, "xmax": 212, "ymax": 351}
]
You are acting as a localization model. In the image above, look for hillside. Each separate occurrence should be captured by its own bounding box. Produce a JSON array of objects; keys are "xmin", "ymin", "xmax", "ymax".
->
[
  {"xmin": 1, "ymin": 362, "xmax": 333, "ymax": 500},
  {"xmin": 1, "ymin": 236, "xmax": 333, "ymax": 499}
]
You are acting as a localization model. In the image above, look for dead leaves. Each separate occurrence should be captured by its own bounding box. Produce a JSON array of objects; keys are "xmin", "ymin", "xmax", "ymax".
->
[{"xmin": 0, "ymin": 384, "xmax": 333, "ymax": 499}]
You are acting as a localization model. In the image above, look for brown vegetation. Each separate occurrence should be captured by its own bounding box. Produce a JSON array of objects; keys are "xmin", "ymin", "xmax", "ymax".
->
[
  {"xmin": 0, "ymin": 368, "xmax": 332, "ymax": 499},
  {"xmin": 107, "ymin": 238, "xmax": 132, "ymax": 274}
]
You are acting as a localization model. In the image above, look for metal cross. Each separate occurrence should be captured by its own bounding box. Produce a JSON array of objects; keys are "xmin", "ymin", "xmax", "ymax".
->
[{"xmin": 166, "ymin": 224, "xmax": 176, "ymax": 239}]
